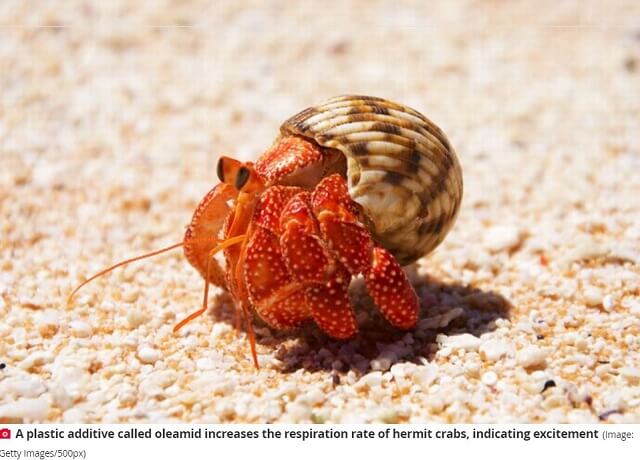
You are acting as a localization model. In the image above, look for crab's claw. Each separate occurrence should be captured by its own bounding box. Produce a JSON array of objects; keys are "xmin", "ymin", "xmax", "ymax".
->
[
  {"xmin": 183, "ymin": 182, "xmax": 238, "ymax": 287},
  {"xmin": 312, "ymin": 174, "xmax": 420, "ymax": 330}
]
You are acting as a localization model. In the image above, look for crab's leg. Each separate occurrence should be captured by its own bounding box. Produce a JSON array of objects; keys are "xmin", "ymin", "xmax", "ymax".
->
[
  {"xmin": 365, "ymin": 246, "xmax": 419, "ymax": 329},
  {"xmin": 279, "ymin": 193, "xmax": 358, "ymax": 339},
  {"xmin": 244, "ymin": 225, "xmax": 310, "ymax": 329},
  {"xmin": 311, "ymin": 174, "xmax": 419, "ymax": 329},
  {"xmin": 243, "ymin": 186, "xmax": 312, "ymax": 329}
]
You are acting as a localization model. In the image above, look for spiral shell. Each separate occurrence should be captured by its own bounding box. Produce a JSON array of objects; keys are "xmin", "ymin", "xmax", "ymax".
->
[{"xmin": 280, "ymin": 95, "xmax": 463, "ymax": 265}]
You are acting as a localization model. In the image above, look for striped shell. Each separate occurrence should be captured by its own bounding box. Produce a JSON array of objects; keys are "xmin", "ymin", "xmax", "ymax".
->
[{"xmin": 280, "ymin": 95, "xmax": 463, "ymax": 265}]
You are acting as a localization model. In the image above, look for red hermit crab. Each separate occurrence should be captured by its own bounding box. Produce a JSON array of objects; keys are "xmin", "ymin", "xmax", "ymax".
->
[{"xmin": 69, "ymin": 95, "xmax": 463, "ymax": 367}]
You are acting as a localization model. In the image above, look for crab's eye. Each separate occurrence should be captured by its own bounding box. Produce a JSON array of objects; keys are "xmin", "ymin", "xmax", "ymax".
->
[
  {"xmin": 216, "ymin": 158, "xmax": 225, "ymax": 182},
  {"xmin": 235, "ymin": 166, "xmax": 250, "ymax": 190}
]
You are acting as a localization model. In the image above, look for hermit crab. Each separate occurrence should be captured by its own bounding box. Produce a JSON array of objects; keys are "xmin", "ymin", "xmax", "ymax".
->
[{"xmin": 69, "ymin": 95, "xmax": 463, "ymax": 367}]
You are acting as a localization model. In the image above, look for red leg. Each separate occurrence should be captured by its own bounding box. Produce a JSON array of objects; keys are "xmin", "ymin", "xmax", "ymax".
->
[
  {"xmin": 365, "ymin": 246, "xmax": 419, "ymax": 329},
  {"xmin": 243, "ymin": 187, "xmax": 313, "ymax": 330},
  {"xmin": 244, "ymin": 225, "xmax": 311, "ymax": 330},
  {"xmin": 310, "ymin": 173, "xmax": 372, "ymax": 274},
  {"xmin": 223, "ymin": 185, "xmax": 302, "ymax": 302},
  {"xmin": 279, "ymin": 193, "xmax": 358, "ymax": 339},
  {"xmin": 305, "ymin": 265, "xmax": 357, "ymax": 339},
  {"xmin": 312, "ymin": 174, "xmax": 419, "ymax": 330},
  {"xmin": 279, "ymin": 192, "xmax": 334, "ymax": 283}
]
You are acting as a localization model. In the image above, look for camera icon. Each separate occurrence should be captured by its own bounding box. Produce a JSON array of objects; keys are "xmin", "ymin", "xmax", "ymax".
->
[{"xmin": 0, "ymin": 428, "xmax": 11, "ymax": 439}]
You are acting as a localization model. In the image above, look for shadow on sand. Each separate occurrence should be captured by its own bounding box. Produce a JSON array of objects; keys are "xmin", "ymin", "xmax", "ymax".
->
[{"xmin": 208, "ymin": 268, "xmax": 512, "ymax": 377}]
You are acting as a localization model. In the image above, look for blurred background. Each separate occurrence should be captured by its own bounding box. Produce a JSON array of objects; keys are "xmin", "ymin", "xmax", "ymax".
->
[{"xmin": 3, "ymin": 0, "xmax": 639, "ymax": 292}]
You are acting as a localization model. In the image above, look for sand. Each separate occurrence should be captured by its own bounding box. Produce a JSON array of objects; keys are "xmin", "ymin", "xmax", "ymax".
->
[{"xmin": 1, "ymin": 0, "xmax": 639, "ymax": 423}]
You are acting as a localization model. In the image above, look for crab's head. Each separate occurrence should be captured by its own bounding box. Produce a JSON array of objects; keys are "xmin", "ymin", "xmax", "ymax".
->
[{"xmin": 182, "ymin": 155, "xmax": 267, "ymax": 288}]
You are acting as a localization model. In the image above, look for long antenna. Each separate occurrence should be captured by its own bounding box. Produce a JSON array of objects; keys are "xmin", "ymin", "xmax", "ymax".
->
[{"xmin": 67, "ymin": 242, "xmax": 184, "ymax": 305}]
